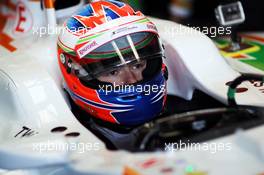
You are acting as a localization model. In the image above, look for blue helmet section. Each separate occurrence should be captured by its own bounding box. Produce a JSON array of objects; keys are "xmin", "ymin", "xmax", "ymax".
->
[{"xmin": 97, "ymin": 72, "xmax": 166, "ymax": 126}]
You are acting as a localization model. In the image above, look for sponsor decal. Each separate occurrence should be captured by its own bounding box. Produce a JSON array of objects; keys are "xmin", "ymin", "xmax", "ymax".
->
[
  {"xmin": 15, "ymin": 3, "xmax": 26, "ymax": 32},
  {"xmin": 14, "ymin": 126, "xmax": 38, "ymax": 138},
  {"xmin": 226, "ymin": 81, "xmax": 249, "ymax": 93},
  {"xmin": 226, "ymin": 80, "xmax": 264, "ymax": 94},
  {"xmin": 112, "ymin": 26, "xmax": 138, "ymax": 36},
  {"xmin": 147, "ymin": 24, "xmax": 157, "ymax": 31},
  {"xmin": 0, "ymin": 32, "xmax": 16, "ymax": 52},
  {"xmin": 13, "ymin": 2, "xmax": 33, "ymax": 35},
  {"xmin": 77, "ymin": 40, "xmax": 98, "ymax": 57},
  {"xmin": 249, "ymin": 80, "xmax": 264, "ymax": 94},
  {"xmin": 138, "ymin": 158, "xmax": 160, "ymax": 169},
  {"xmin": 0, "ymin": 13, "xmax": 16, "ymax": 52}
]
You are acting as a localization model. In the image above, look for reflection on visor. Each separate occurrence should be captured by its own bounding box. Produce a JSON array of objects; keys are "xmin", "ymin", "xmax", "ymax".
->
[{"xmin": 75, "ymin": 32, "xmax": 163, "ymax": 81}]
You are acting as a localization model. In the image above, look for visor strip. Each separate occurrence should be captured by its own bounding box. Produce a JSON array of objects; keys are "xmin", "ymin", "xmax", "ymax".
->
[
  {"xmin": 111, "ymin": 41, "xmax": 126, "ymax": 64},
  {"xmin": 126, "ymin": 35, "xmax": 140, "ymax": 61}
]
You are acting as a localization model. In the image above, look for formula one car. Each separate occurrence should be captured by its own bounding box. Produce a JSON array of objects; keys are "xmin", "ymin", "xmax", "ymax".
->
[{"xmin": 0, "ymin": 0, "xmax": 264, "ymax": 175}]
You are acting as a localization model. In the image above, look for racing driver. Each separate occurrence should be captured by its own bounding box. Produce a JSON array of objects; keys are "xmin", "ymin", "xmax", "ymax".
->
[{"xmin": 57, "ymin": 0, "xmax": 168, "ymax": 150}]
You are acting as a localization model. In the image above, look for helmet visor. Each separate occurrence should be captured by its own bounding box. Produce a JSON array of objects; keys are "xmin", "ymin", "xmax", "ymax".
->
[{"xmin": 74, "ymin": 32, "xmax": 163, "ymax": 81}]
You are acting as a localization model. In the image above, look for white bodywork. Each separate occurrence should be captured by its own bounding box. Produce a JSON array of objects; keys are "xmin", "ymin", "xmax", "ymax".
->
[{"xmin": 0, "ymin": 1, "xmax": 264, "ymax": 175}]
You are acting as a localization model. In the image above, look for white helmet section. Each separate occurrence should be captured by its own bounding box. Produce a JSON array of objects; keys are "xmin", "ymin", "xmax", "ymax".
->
[
  {"xmin": 149, "ymin": 17, "xmax": 264, "ymax": 107},
  {"xmin": 58, "ymin": 15, "xmax": 158, "ymax": 59},
  {"xmin": 77, "ymin": 16, "xmax": 158, "ymax": 58}
]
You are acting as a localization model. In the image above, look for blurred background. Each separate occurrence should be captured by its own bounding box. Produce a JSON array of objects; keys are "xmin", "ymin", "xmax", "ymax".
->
[{"xmin": 119, "ymin": 0, "xmax": 264, "ymax": 31}]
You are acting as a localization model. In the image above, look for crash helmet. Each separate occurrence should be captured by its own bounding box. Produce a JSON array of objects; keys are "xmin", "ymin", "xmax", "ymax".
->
[{"xmin": 58, "ymin": 0, "xmax": 167, "ymax": 126}]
